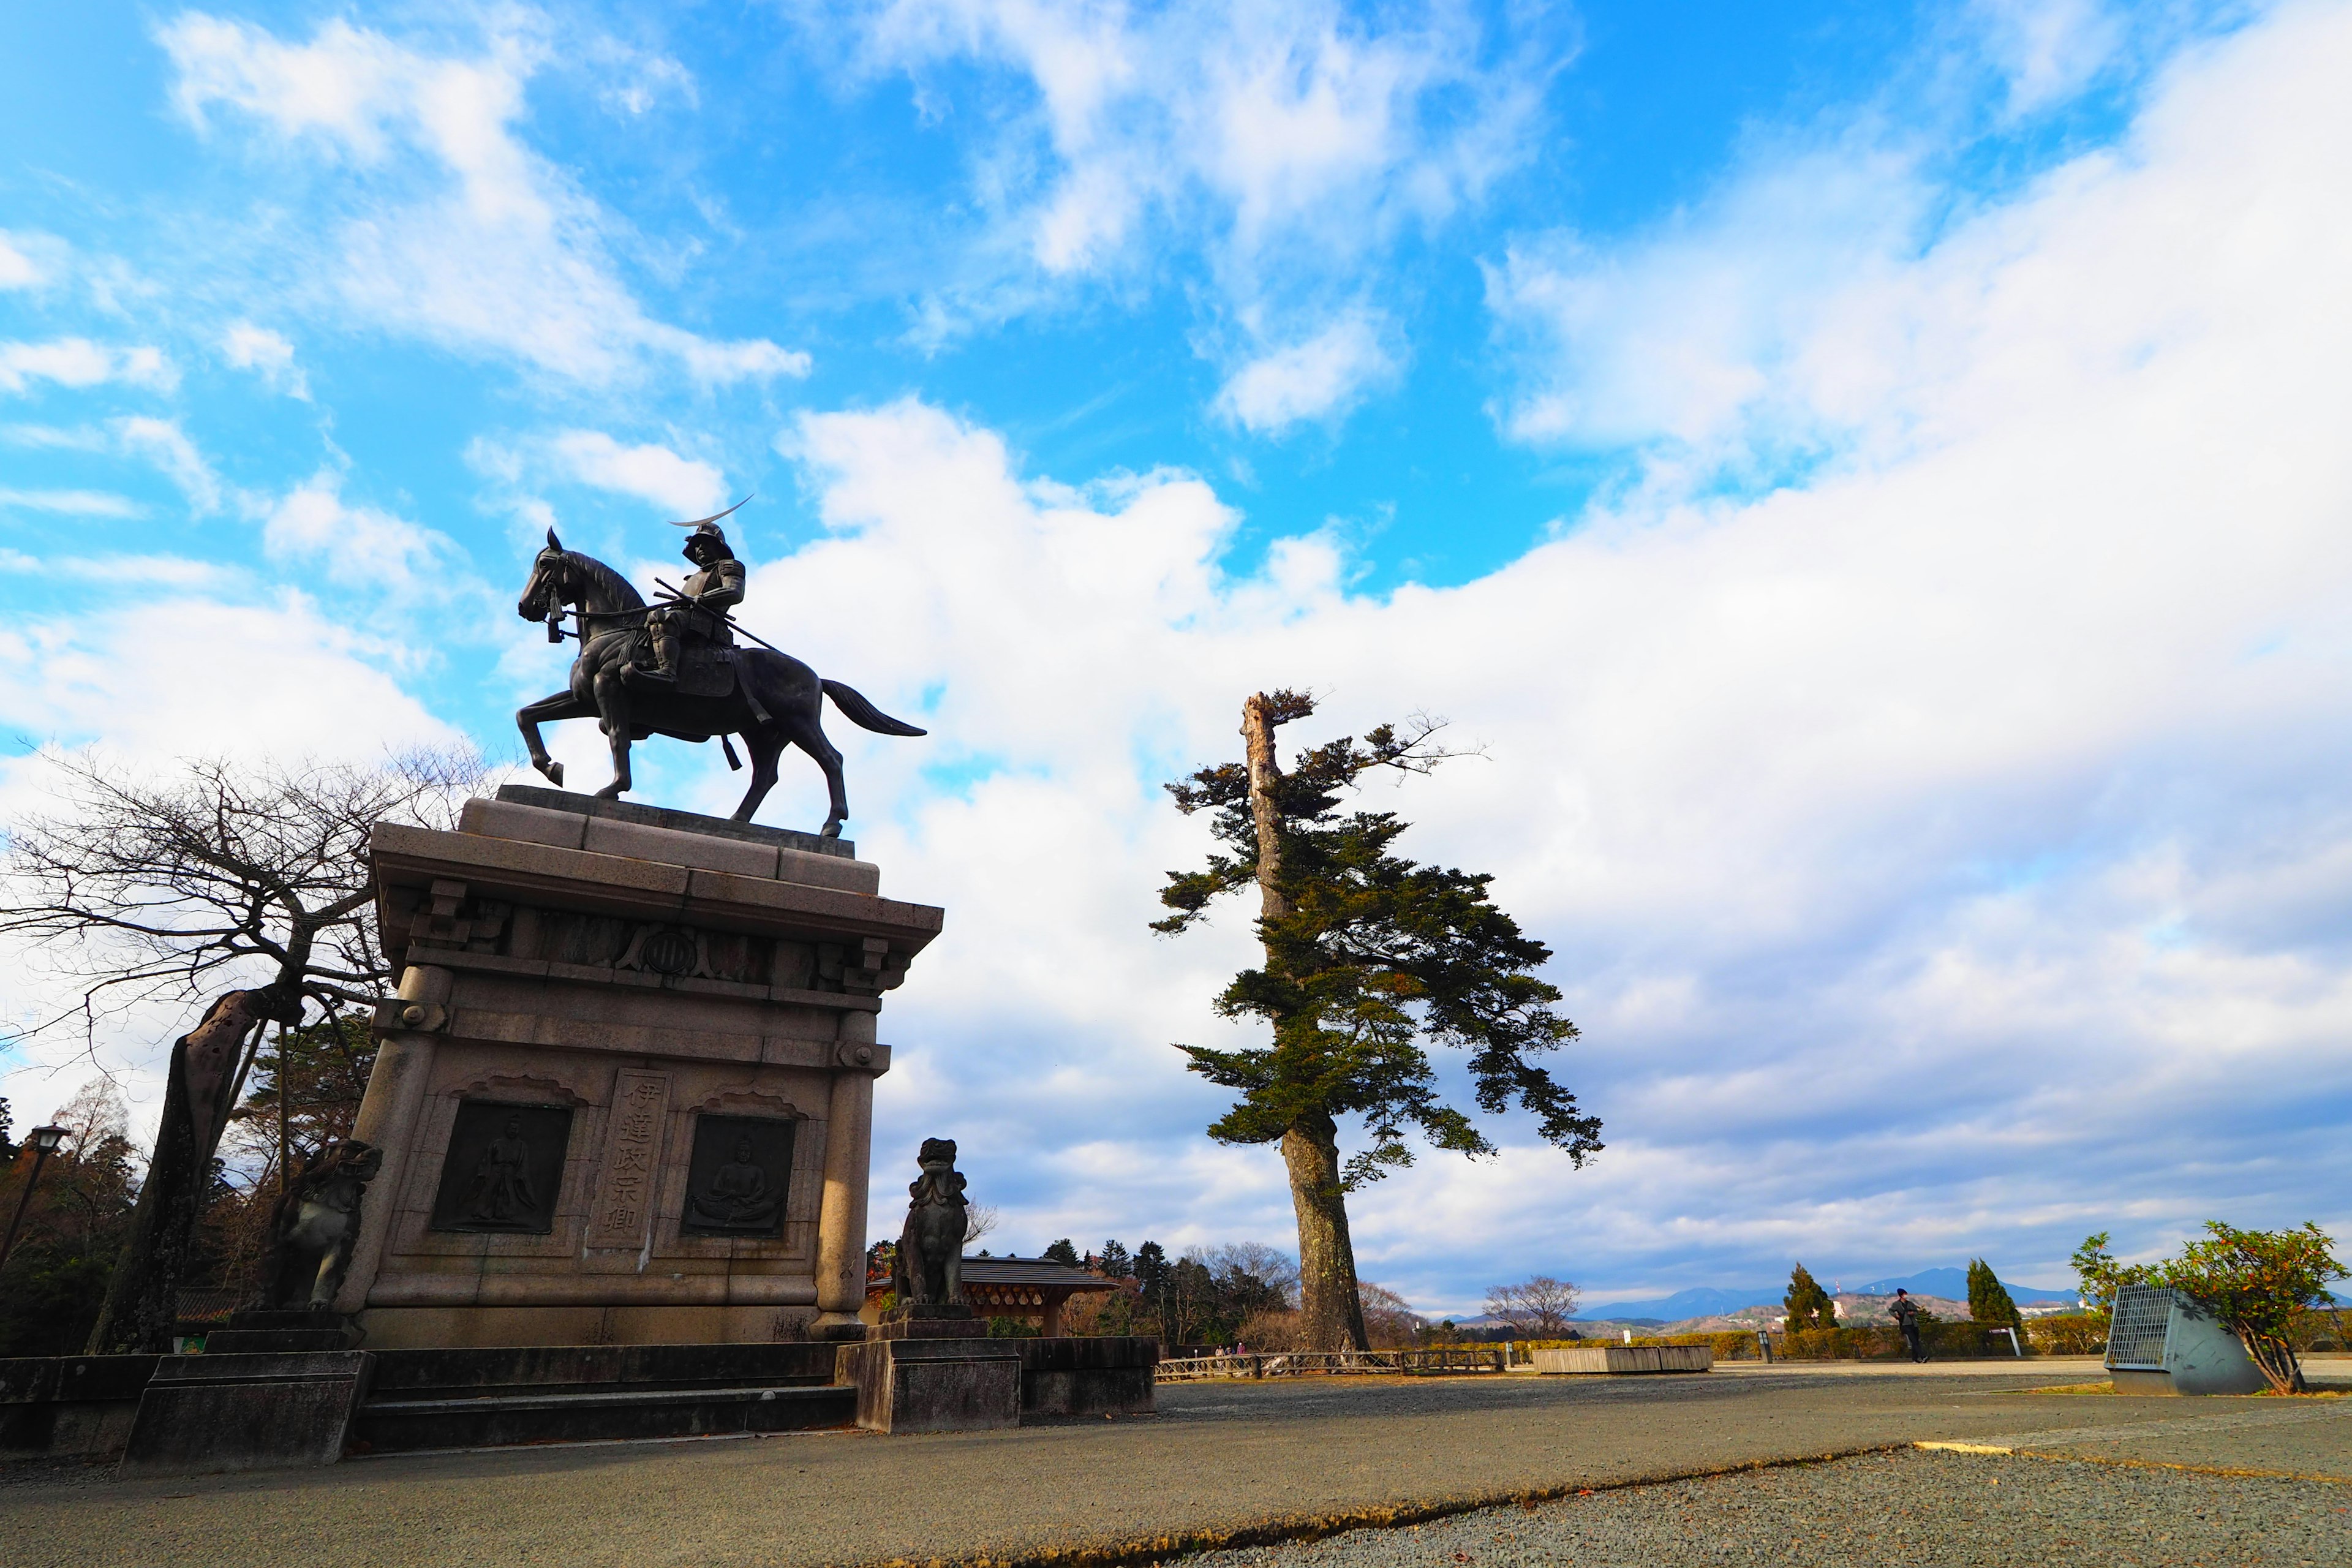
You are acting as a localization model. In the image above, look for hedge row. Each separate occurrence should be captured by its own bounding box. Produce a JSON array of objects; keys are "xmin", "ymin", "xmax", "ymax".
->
[{"xmin": 1504, "ymin": 1323, "xmax": 2044, "ymax": 1361}]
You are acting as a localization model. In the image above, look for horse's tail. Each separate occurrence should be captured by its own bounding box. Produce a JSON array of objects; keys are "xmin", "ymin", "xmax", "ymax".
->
[{"xmin": 821, "ymin": 679, "xmax": 927, "ymax": 736}]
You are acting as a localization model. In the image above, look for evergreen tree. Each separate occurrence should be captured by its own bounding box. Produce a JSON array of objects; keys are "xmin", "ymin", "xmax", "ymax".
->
[
  {"xmin": 1784, "ymin": 1262, "xmax": 1836, "ymax": 1332},
  {"xmin": 1133, "ymin": 1240, "xmax": 1170, "ymax": 1320},
  {"xmin": 1966, "ymin": 1258, "xmax": 2022, "ymax": 1330},
  {"xmin": 1097, "ymin": 1238, "xmax": 1133, "ymax": 1278},
  {"xmin": 1041, "ymin": 1237, "xmax": 1080, "ymax": 1266},
  {"xmin": 1157, "ymin": 692, "xmax": 1600, "ymax": 1349}
]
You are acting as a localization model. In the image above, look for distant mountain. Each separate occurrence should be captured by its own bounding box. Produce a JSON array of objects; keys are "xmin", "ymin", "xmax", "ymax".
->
[
  {"xmin": 1577, "ymin": 1267, "xmax": 2078, "ymax": 1322},
  {"xmin": 1572, "ymin": 1286, "xmax": 1781, "ymax": 1322},
  {"xmin": 1851, "ymin": 1267, "xmax": 2076, "ymax": 1303}
]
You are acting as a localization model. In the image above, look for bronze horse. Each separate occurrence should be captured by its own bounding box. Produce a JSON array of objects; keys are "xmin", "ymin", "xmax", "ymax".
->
[{"xmin": 514, "ymin": 530, "xmax": 924, "ymax": 835}]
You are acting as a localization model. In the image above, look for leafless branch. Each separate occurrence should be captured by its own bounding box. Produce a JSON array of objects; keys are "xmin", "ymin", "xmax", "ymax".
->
[{"xmin": 0, "ymin": 746, "xmax": 485, "ymax": 1056}]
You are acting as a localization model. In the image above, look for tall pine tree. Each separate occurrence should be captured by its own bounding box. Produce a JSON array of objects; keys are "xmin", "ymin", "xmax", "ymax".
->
[
  {"xmin": 1157, "ymin": 692, "xmax": 1601, "ymax": 1349},
  {"xmin": 1784, "ymin": 1262, "xmax": 1836, "ymax": 1332},
  {"xmin": 1967, "ymin": 1258, "xmax": 2022, "ymax": 1330}
]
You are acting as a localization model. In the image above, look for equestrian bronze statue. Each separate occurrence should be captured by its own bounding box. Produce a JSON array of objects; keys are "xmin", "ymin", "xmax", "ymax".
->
[{"xmin": 513, "ymin": 502, "xmax": 925, "ymax": 835}]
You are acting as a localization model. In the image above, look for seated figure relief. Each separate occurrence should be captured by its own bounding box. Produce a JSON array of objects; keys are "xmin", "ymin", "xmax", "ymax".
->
[{"xmin": 685, "ymin": 1137, "xmax": 780, "ymax": 1230}]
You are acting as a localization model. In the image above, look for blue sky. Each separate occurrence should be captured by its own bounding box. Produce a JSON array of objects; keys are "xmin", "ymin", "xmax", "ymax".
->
[{"xmin": 5, "ymin": 0, "xmax": 2350, "ymax": 1317}]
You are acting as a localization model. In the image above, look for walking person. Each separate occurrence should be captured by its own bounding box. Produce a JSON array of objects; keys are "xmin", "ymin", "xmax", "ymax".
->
[{"xmin": 1889, "ymin": 1288, "xmax": 1927, "ymax": 1362}]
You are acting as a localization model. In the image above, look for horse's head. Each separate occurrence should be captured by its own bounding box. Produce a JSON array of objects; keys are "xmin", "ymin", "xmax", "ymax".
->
[{"xmin": 518, "ymin": 528, "xmax": 570, "ymax": 623}]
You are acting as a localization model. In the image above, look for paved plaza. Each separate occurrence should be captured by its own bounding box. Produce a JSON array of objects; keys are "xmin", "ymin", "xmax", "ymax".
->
[{"xmin": 3, "ymin": 1360, "xmax": 2346, "ymax": 1567}]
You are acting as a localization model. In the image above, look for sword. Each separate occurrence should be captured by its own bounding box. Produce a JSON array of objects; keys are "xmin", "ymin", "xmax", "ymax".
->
[
  {"xmin": 652, "ymin": 579, "xmax": 777, "ymax": 730},
  {"xmin": 654, "ymin": 578, "xmax": 787, "ymax": 658}
]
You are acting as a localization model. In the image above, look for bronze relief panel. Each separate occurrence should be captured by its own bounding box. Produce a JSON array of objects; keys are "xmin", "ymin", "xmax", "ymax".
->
[
  {"xmin": 679, "ymin": 1113, "xmax": 795, "ymax": 1238},
  {"xmin": 428, "ymin": 1099, "xmax": 573, "ymax": 1234}
]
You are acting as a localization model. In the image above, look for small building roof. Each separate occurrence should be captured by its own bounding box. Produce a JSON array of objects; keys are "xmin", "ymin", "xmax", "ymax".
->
[{"xmin": 960, "ymin": 1255, "xmax": 1120, "ymax": 1292}]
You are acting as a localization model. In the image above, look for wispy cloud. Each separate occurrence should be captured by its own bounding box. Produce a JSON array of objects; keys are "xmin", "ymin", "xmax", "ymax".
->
[
  {"xmin": 1214, "ymin": 309, "xmax": 1398, "ymax": 433},
  {"xmin": 0, "ymin": 230, "xmax": 53, "ymax": 290},
  {"xmin": 0, "ymin": 488, "xmax": 145, "ymax": 518},
  {"xmin": 549, "ymin": 430, "xmax": 728, "ymax": 516},
  {"xmin": 113, "ymin": 417, "xmax": 222, "ymax": 514},
  {"xmin": 847, "ymin": 0, "xmax": 1559, "ymax": 418},
  {"xmin": 0, "ymin": 339, "xmax": 177, "ymax": 395},
  {"xmin": 158, "ymin": 11, "xmax": 809, "ymax": 388},
  {"xmin": 1969, "ymin": 0, "xmax": 2127, "ymax": 113},
  {"xmin": 256, "ymin": 472, "xmax": 458, "ymax": 590},
  {"xmin": 221, "ymin": 321, "xmax": 309, "ymax": 399},
  {"xmin": 0, "ymin": 418, "xmax": 222, "ymax": 513},
  {"xmin": 752, "ymin": 1, "xmax": 2352, "ymax": 1303}
]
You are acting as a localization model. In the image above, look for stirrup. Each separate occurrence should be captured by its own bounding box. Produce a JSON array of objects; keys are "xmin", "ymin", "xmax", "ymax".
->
[{"xmin": 627, "ymin": 662, "xmax": 678, "ymax": 686}]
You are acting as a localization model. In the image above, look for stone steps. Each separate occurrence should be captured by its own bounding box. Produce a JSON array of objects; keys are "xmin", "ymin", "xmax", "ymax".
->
[{"xmin": 352, "ymin": 1382, "xmax": 855, "ymax": 1453}]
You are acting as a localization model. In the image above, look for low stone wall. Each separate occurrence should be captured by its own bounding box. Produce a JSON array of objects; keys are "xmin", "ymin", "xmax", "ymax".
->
[
  {"xmin": 0, "ymin": 1355, "xmax": 157, "ymax": 1460},
  {"xmin": 1533, "ymin": 1345, "xmax": 1713, "ymax": 1374}
]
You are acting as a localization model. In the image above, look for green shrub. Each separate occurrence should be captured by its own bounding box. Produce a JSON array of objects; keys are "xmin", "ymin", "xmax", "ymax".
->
[
  {"xmin": 2024, "ymin": 1314, "xmax": 2108, "ymax": 1355},
  {"xmin": 2154, "ymin": 1221, "xmax": 2345, "ymax": 1393}
]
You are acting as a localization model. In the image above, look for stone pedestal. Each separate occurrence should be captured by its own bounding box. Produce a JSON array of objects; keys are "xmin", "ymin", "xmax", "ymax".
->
[
  {"xmin": 870, "ymin": 1302, "xmax": 987, "ymax": 1339},
  {"xmin": 116, "ymin": 1352, "xmax": 373, "ymax": 1477},
  {"xmin": 836, "ymin": 1338, "xmax": 1021, "ymax": 1434},
  {"xmin": 337, "ymin": 786, "xmax": 941, "ymax": 1349}
]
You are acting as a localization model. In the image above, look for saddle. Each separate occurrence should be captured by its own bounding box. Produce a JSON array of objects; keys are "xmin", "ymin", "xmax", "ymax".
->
[{"xmin": 624, "ymin": 636, "xmax": 739, "ymax": 699}]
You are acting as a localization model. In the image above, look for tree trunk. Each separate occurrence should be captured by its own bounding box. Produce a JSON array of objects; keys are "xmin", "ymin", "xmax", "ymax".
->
[
  {"xmin": 1241, "ymin": 693, "xmax": 1291, "ymax": 924},
  {"xmin": 1283, "ymin": 1113, "xmax": 1369, "ymax": 1351},
  {"xmin": 85, "ymin": 989, "xmax": 279, "ymax": 1353},
  {"xmin": 1246, "ymin": 695, "xmax": 1367, "ymax": 1351}
]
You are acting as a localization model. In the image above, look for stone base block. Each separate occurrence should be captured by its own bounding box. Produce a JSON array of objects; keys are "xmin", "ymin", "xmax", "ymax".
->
[
  {"xmin": 837, "ymin": 1338, "xmax": 1019, "ymax": 1433},
  {"xmin": 1532, "ymin": 1345, "xmax": 1712, "ymax": 1374},
  {"xmin": 0, "ymin": 1355, "xmax": 157, "ymax": 1460},
  {"xmin": 356, "ymin": 1304, "xmax": 812, "ymax": 1350},
  {"xmin": 205, "ymin": 1308, "xmax": 360, "ymax": 1355},
  {"xmin": 118, "ymin": 1352, "xmax": 373, "ymax": 1477}
]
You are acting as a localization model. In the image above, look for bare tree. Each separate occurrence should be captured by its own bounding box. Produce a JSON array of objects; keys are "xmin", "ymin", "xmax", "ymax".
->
[
  {"xmin": 2, "ymin": 748, "xmax": 482, "ymax": 1049},
  {"xmin": 1358, "ymin": 1281, "xmax": 1427, "ymax": 1348},
  {"xmin": 1199, "ymin": 1241, "xmax": 1300, "ymax": 1307},
  {"xmin": 0, "ymin": 747, "xmax": 483, "ymax": 1351},
  {"xmin": 963, "ymin": 1204, "xmax": 1001, "ymax": 1248},
  {"xmin": 1485, "ymin": 1275, "xmax": 1581, "ymax": 1336}
]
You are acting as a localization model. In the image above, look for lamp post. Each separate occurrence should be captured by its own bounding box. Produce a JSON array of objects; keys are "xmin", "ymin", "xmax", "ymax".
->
[{"xmin": 0, "ymin": 1125, "xmax": 70, "ymax": 1272}]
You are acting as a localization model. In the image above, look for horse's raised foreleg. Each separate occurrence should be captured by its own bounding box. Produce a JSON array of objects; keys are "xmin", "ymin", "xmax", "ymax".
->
[
  {"xmin": 589, "ymin": 669, "xmax": 635, "ymax": 801},
  {"xmin": 731, "ymin": 728, "xmax": 785, "ymax": 824},
  {"xmin": 516, "ymin": 691, "xmax": 594, "ymax": 788}
]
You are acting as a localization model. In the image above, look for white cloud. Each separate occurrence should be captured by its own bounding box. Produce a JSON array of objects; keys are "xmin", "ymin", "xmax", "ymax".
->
[
  {"xmin": 1213, "ymin": 311, "xmax": 1397, "ymax": 432},
  {"xmin": 1487, "ymin": 137, "xmax": 1928, "ymax": 458},
  {"xmin": 0, "ymin": 420, "xmax": 220, "ymax": 514},
  {"xmin": 113, "ymin": 417, "xmax": 222, "ymax": 514},
  {"xmin": 850, "ymin": 0, "xmax": 1551, "ymax": 410},
  {"xmin": 1970, "ymin": 0, "xmax": 2127, "ymax": 112},
  {"xmin": 549, "ymin": 430, "xmax": 728, "ymax": 516},
  {"xmin": 0, "ymin": 488, "xmax": 144, "ymax": 518},
  {"xmin": 0, "ymin": 231, "xmax": 50, "ymax": 289},
  {"xmin": 221, "ymin": 320, "xmax": 309, "ymax": 398},
  {"xmin": 0, "ymin": 339, "xmax": 178, "ymax": 395},
  {"xmin": 863, "ymin": 0, "xmax": 1546, "ymax": 275},
  {"xmin": 257, "ymin": 473, "xmax": 458, "ymax": 589},
  {"xmin": 159, "ymin": 12, "xmax": 808, "ymax": 387},
  {"xmin": 729, "ymin": 2, "xmax": 2352, "ymax": 1303}
]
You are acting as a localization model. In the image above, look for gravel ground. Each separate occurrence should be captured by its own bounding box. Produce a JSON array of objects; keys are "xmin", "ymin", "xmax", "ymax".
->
[{"xmin": 1185, "ymin": 1449, "xmax": 2351, "ymax": 1568}]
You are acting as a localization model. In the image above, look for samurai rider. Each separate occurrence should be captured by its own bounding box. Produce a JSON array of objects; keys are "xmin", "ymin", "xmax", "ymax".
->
[{"xmin": 631, "ymin": 501, "xmax": 748, "ymax": 687}]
